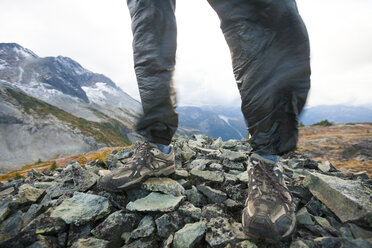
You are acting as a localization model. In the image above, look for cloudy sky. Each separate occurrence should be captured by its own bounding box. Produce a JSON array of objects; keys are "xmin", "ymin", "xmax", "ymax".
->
[{"xmin": 1, "ymin": 0, "xmax": 371, "ymax": 108}]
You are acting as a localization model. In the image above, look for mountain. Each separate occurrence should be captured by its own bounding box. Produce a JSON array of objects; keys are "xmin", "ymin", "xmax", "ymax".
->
[
  {"xmin": 300, "ymin": 105, "xmax": 372, "ymax": 125},
  {"xmin": 0, "ymin": 43, "xmax": 142, "ymax": 128},
  {"xmin": 177, "ymin": 106, "xmax": 248, "ymax": 141},
  {"xmin": 0, "ymin": 43, "xmax": 142, "ymax": 172}
]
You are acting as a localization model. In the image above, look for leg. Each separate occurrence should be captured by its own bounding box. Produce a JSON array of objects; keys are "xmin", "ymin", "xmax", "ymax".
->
[
  {"xmin": 207, "ymin": 0, "xmax": 310, "ymax": 242},
  {"xmin": 207, "ymin": 0, "xmax": 310, "ymax": 155},
  {"xmin": 127, "ymin": 0, "xmax": 178, "ymax": 145}
]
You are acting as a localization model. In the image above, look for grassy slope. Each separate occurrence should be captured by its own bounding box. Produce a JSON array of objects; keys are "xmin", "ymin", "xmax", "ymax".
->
[{"xmin": 5, "ymin": 88, "xmax": 131, "ymax": 146}]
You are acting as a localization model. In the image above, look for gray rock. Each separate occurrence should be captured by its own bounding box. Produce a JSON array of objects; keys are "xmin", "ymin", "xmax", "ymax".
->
[
  {"xmin": 33, "ymin": 182, "xmax": 56, "ymax": 189},
  {"xmin": 22, "ymin": 213, "xmax": 67, "ymax": 235},
  {"xmin": 51, "ymin": 192, "xmax": 110, "ymax": 226},
  {"xmin": 296, "ymin": 207, "xmax": 314, "ymax": 225},
  {"xmin": 65, "ymin": 163, "xmax": 99, "ymax": 192},
  {"xmin": 347, "ymin": 223, "xmax": 372, "ymax": 239},
  {"xmin": 125, "ymin": 188, "xmax": 150, "ymax": 202},
  {"xmin": 126, "ymin": 192, "xmax": 184, "ymax": 212},
  {"xmin": 161, "ymin": 234, "xmax": 173, "ymax": 248},
  {"xmin": 23, "ymin": 204, "xmax": 44, "ymax": 226},
  {"xmin": 313, "ymin": 216, "xmax": 340, "ymax": 236},
  {"xmin": 178, "ymin": 202, "xmax": 202, "ymax": 219},
  {"xmin": 142, "ymin": 177, "xmax": 185, "ymax": 196},
  {"xmin": 222, "ymin": 161, "xmax": 245, "ymax": 171},
  {"xmin": 189, "ymin": 159, "xmax": 211, "ymax": 170},
  {"xmin": 71, "ymin": 237, "xmax": 109, "ymax": 248},
  {"xmin": 190, "ymin": 169, "xmax": 224, "ymax": 183},
  {"xmin": 224, "ymin": 240, "xmax": 258, "ymax": 248},
  {"xmin": 219, "ymin": 149, "xmax": 247, "ymax": 162},
  {"xmin": 0, "ymin": 187, "xmax": 14, "ymax": 199},
  {"xmin": 185, "ymin": 186, "xmax": 208, "ymax": 207},
  {"xmin": 91, "ymin": 211, "xmax": 128, "ymax": 241},
  {"xmin": 131, "ymin": 215, "xmax": 155, "ymax": 239},
  {"xmin": 223, "ymin": 199, "xmax": 241, "ymax": 209},
  {"xmin": 0, "ymin": 210, "xmax": 23, "ymax": 236},
  {"xmin": 289, "ymin": 240, "xmax": 310, "ymax": 248},
  {"xmin": 224, "ymin": 173, "xmax": 238, "ymax": 184},
  {"xmin": 122, "ymin": 239, "xmax": 157, "ymax": 248},
  {"xmin": 211, "ymin": 137, "xmax": 223, "ymax": 149},
  {"xmin": 0, "ymin": 196, "xmax": 11, "ymax": 222},
  {"xmin": 317, "ymin": 161, "xmax": 331, "ymax": 173},
  {"xmin": 303, "ymin": 172, "xmax": 372, "ymax": 223},
  {"xmin": 120, "ymin": 232, "xmax": 131, "ymax": 244},
  {"xmin": 236, "ymin": 171, "xmax": 248, "ymax": 183},
  {"xmin": 16, "ymin": 184, "xmax": 45, "ymax": 203},
  {"xmin": 339, "ymin": 226, "xmax": 354, "ymax": 239},
  {"xmin": 155, "ymin": 212, "xmax": 184, "ymax": 238},
  {"xmin": 174, "ymin": 169, "xmax": 190, "ymax": 179},
  {"xmin": 209, "ymin": 163, "xmax": 223, "ymax": 170},
  {"xmin": 202, "ymin": 204, "xmax": 225, "ymax": 220},
  {"xmin": 27, "ymin": 235, "xmax": 60, "ymax": 248},
  {"xmin": 205, "ymin": 217, "xmax": 247, "ymax": 247},
  {"xmin": 197, "ymin": 185, "xmax": 227, "ymax": 203},
  {"xmin": 222, "ymin": 139, "xmax": 238, "ymax": 149},
  {"xmin": 173, "ymin": 221, "xmax": 206, "ymax": 248}
]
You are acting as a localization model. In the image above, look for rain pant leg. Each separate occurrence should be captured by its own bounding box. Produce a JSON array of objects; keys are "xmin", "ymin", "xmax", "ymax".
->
[
  {"xmin": 126, "ymin": 0, "xmax": 178, "ymax": 145},
  {"xmin": 207, "ymin": 0, "xmax": 311, "ymax": 155}
]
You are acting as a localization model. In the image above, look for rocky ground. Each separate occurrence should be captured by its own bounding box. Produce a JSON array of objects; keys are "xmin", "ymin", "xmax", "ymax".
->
[
  {"xmin": 0, "ymin": 135, "xmax": 372, "ymax": 248},
  {"xmin": 298, "ymin": 123, "xmax": 372, "ymax": 177}
]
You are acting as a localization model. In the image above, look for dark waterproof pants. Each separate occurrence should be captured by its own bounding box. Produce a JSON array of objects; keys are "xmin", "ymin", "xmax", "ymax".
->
[{"xmin": 126, "ymin": 0, "xmax": 310, "ymax": 155}]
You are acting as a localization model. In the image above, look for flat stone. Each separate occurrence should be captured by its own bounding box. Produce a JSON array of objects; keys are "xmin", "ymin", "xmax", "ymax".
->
[
  {"xmin": 236, "ymin": 171, "xmax": 248, "ymax": 183},
  {"xmin": 303, "ymin": 172, "xmax": 372, "ymax": 223},
  {"xmin": 224, "ymin": 240, "xmax": 258, "ymax": 248},
  {"xmin": 51, "ymin": 192, "xmax": 110, "ymax": 226},
  {"xmin": 155, "ymin": 212, "xmax": 184, "ymax": 238},
  {"xmin": 296, "ymin": 207, "xmax": 314, "ymax": 225},
  {"xmin": 313, "ymin": 216, "xmax": 340, "ymax": 236},
  {"xmin": 219, "ymin": 149, "xmax": 247, "ymax": 162},
  {"xmin": 126, "ymin": 192, "xmax": 184, "ymax": 212},
  {"xmin": 33, "ymin": 182, "xmax": 56, "ymax": 189},
  {"xmin": 0, "ymin": 196, "xmax": 11, "ymax": 222},
  {"xmin": 190, "ymin": 169, "xmax": 224, "ymax": 183},
  {"xmin": 22, "ymin": 213, "xmax": 67, "ymax": 235},
  {"xmin": 131, "ymin": 215, "xmax": 155, "ymax": 239},
  {"xmin": 289, "ymin": 240, "xmax": 310, "ymax": 248},
  {"xmin": 224, "ymin": 174, "xmax": 238, "ymax": 183},
  {"xmin": 71, "ymin": 237, "xmax": 109, "ymax": 248},
  {"xmin": 23, "ymin": 204, "xmax": 44, "ymax": 226},
  {"xmin": 211, "ymin": 137, "xmax": 223, "ymax": 149},
  {"xmin": 347, "ymin": 223, "xmax": 372, "ymax": 239},
  {"xmin": 197, "ymin": 185, "xmax": 227, "ymax": 203},
  {"xmin": 185, "ymin": 186, "xmax": 207, "ymax": 207},
  {"xmin": 142, "ymin": 177, "xmax": 185, "ymax": 196},
  {"xmin": 222, "ymin": 161, "xmax": 245, "ymax": 171},
  {"xmin": 224, "ymin": 199, "xmax": 241, "ymax": 208},
  {"xmin": 189, "ymin": 159, "xmax": 211, "ymax": 170},
  {"xmin": 65, "ymin": 163, "xmax": 99, "ymax": 192},
  {"xmin": 173, "ymin": 221, "xmax": 206, "ymax": 248},
  {"xmin": 91, "ymin": 211, "xmax": 128, "ymax": 241},
  {"xmin": 162, "ymin": 234, "xmax": 173, "ymax": 248},
  {"xmin": 17, "ymin": 184, "xmax": 45, "ymax": 203},
  {"xmin": 202, "ymin": 204, "xmax": 225, "ymax": 220},
  {"xmin": 209, "ymin": 163, "xmax": 223, "ymax": 170},
  {"xmin": 206, "ymin": 217, "xmax": 247, "ymax": 247},
  {"xmin": 222, "ymin": 139, "xmax": 238, "ymax": 149},
  {"xmin": 178, "ymin": 202, "xmax": 202, "ymax": 219},
  {"xmin": 174, "ymin": 169, "xmax": 190, "ymax": 178},
  {"xmin": 0, "ymin": 187, "xmax": 14, "ymax": 198},
  {"xmin": 123, "ymin": 239, "xmax": 157, "ymax": 248},
  {"xmin": 0, "ymin": 210, "xmax": 23, "ymax": 236}
]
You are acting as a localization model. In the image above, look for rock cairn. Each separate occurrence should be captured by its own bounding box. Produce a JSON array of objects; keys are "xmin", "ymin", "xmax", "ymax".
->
[{"xmin": 0, "ymin": 134, "xmax": 372, "ymax": 248}]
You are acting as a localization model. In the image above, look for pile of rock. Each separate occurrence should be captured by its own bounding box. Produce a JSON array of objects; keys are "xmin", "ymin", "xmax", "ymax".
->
[{"xmin": 0, "ymin": 134, "xmax": 371, "ymax": 248}]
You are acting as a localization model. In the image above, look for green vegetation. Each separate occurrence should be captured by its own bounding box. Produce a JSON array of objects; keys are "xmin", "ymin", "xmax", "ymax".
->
[
  {"xmin": 346, "ymin": 122, "xmax": 355, "ymax": 125},
  {"xmin": 299, "ymin": 122, "xmax": 305, "ymax": 127},
  {"xmin": 50, "ymin": 161, "xmax": 57, "ymax": 171},
  {"xmin": 311, "ymin": 120, "xmax": 333, "ymax": 127},
  {"xmin": 14, "ymin": 173, "xmax": 24, "ymax": 180},
  {"xmin": 5, "ymin": 88, "xmax": 131, "ymax": 146}
]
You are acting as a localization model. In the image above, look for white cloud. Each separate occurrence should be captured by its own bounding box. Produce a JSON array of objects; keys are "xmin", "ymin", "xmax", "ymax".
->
[{"xmin": 0, "ymin": 0, "xmax": 371, "ymax": 108}]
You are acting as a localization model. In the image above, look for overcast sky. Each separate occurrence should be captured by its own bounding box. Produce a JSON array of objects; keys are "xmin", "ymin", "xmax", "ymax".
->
[{"xmin": 1, "ymin": 0, "xmax": 371, "ymax": 108}]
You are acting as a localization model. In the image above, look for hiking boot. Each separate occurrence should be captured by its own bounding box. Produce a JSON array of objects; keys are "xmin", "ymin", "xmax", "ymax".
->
[
  {"xmin": 100, "ymin": 141, "xmax": 175, "ymax": 192},
  {"xmin": 242, "ymin": 153, "xmax": 296, "ymax": 243}
]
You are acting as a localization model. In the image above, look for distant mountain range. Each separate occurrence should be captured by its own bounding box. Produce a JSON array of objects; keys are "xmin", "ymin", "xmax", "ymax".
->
[{"xmin": 1, "ymin": 43, "xmax": 371, "ymax": 172}]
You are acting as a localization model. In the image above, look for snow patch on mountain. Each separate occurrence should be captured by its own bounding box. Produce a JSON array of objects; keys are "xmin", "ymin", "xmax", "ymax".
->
[
  {"xmin": 218, "ymin": 114, "xmax": 244, "ymax": 139},
  {"xmin": 82, "ymin": 82, "xmax": 120, "ymax": 104}
]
